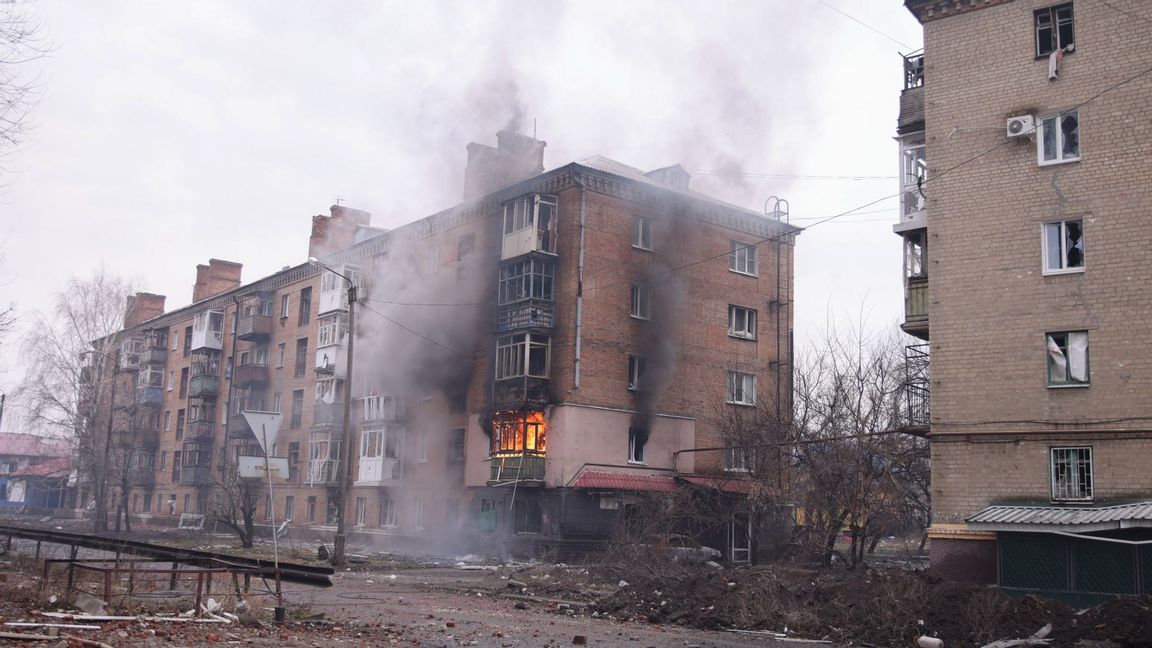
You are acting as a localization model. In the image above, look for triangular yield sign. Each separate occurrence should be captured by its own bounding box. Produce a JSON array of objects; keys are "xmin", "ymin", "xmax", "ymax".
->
[{"xmin": 242, "ymin": 410, "xmax": 284, "ymax": 456}]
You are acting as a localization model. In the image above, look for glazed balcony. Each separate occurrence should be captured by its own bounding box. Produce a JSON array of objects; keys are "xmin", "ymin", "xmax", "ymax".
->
[
  {"xmin": 313, "ymin": 402, "xmax": 346, "ymax": 429},
  {"xmin": 901, "ymin": 276, "xmax": 929, "ymax": 340},
  {"xmin": 237, "ymin": 314, "xmax": 273, "ymax": 342},
  {"xmin": 489, "ymin": 454, "xmax": 545, "ymax": 483},
  {"xmin": 128, "ymin": 466, "xmax": 156, "ymax": 488},
  {"xmin": 493, "ymin": 376, "xmax": 550, "ymax": 410},
  {"xmin": 178, "ymin": 465, "xmax": 212, "ymax": 485},
  {"xmin": 187, "ymin": 419, "xmax": 215, "ymax": 439},
  {"xmin": 495, "ymin": 299, "xmax": 554, "ymax": 333},
  {"xmin": 136, "ymin": 386, "xmax": 164, "ymax": 407}
]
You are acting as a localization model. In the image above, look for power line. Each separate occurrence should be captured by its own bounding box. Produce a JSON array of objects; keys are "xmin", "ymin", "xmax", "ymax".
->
[{"xmin": 815, "ymin": 0, "xmax": 917, "ymax": 50}]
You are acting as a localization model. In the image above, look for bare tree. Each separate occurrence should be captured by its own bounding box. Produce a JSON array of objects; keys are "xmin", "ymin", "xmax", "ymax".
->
[
  {"xmin": 789, "ymin": 323, "xmax": 929, "ymax": 568},
  {"xmin": 17, "ymin": 267, "xmax": 133, "ymax": 532},
  {"xmin": 212, "ymin": 462, "xmax": 261, "ymax": 548},
  {"xmin": 0, "ymin": 0, "xmax": 47, "ymax": 161}
]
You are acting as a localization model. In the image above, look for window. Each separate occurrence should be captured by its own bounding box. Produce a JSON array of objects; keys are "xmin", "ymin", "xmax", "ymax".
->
[
  {"xmin": 491, "ymin": 411, "xmax": 546, "ymax": 455},
  {"xmin": 294, "ymin": 338, "xmax": 308, "ymax": 377},
  {"xmin": 284, "ymin": 495, "xmax": 295, "ymax": 521},
  {"xmin": 726, "ymin": 371, "xmax": 756, "ymax": 405},
  {"xmin": 900, "ymin": 134, "xmax": 927, "ymax": 219},
  {"xmin": 724, "ymin": 444, "xmax": 751, "ymax": 472},
  {"xmin": 1051, "ymin": 447, "xmax": 1092, "ymax": 501},
  {"xmin": 175, "ymin": 409, "xmax": 185, "ymax": 440},
  {"xmin": 728, "ymin": 306, "xmax": 757, "ymax": 340},
  {"xmin": 630, "ymin": 283, "xmax": 651, "ymax": 320},
  {"xmin": 171, "ymin": 329, "xmax": 179, "ymax": 352},
  {"xmin": 627, "ymin": 355, "xmax": 646, "ymax": 391},
  {"xmin": 361, "ymin": 428, "xmax": 382, "ymax": 458},
  {"xmin": 280, "ymin": 294, "xmax": 290, "ymax": 319},
  {"xmin": 178, "ymin": 367, "xmax": 189, "ymax": 398},
  {"xmin": 276, "ymin": 343, "xmax": 285, "ymax": 368},
  {"xmin": 288, "ymin": 442, "xmax": 300, "ymax": 479},
  {"xmin": 449, "ymin": 428, "xmax": 466, "ymax": 462},
  {"xmin": 495, "ymin": 333, "xmax": 550, "ymax": 379},
  {"xmin": 272, "ymin": 392, "xmax": 281, "ymax": 413},
  {"xmin": 633, "ymin": 215, "xmax": 653, "ymax": 250},
  {"xmin": 355, "ymin": 497, "xmax": 367, "ymax": 526},
  {"xmin": 264, "ymin": 495, "xmax": 273, "ymax": 520},
  {"xmin": 415, "ymin": 430, "xmax": 429, "ymax": 462},
  {"xmin": 628, "ymin": 427, "xmax": 646, "ymax": 464},
  {"xmin": 1046, "ymin": 331, "xmax": 1089, "ymax": 386},
  {"xmin": 498, "ymin": 258, "xmax": 554, "ymax": 304},
  {"xmin": 729, "ymin": 240, "xmax": 758, "ymax": 276},
  {"xmin": 306, "ymin": 496, "xmax": 316, "ymax": 523},
  {"xmin": 143, "ymin": 493, "xmax": 152, "ymax": 513},
  {"xmin": 160, "ymin": 451, "xmax": 167, "ymax": 471},
  {"xmin": 1035, "ymin": 3, "xmax": 1074, "ymax": 58},
  {"xmin": 413, "ymin": 498, "xmax": 425, "ymax": 530},
  {"xmin": 457, "ymin": 233, "xmax": 475, "ymax": 259},
  {"xmin": 167, "ymin": 370, "xmax": 174, "ymax": 391},
  {"xmin": 1038, "ymin": 110, "xmax": 1080, "ymax": 165},
  {"xmin": 290, "ymin": 390, "xmax": 304, "ymax": 429},
  {"xmin": 183, "ymin": 326, "xmax": 192, "ymax": 356},
  {"xmin": 299, "ymin": 287, "xmax": 312, "ymax": 325},
  {"xmin": 183, "ymin": 494, "xmax": 190, "ymax": 514},
  {"xmin": 318, "ymin": 314, "xmax": 345, "ymax": 347},
  {"xmin": 1042, "ymin": 219, "xmax": 1084, "ymax": 274},
  {"xmin": 163, "ymin": 411, "xmax": 171, "ymax": 431},
  {"xmin": 379, "ymin": 496, "xmax": 396, "ymax": 527},
  {"xmin": 172, "ymin": 451, "xmax": 181, "ymax": 482}
]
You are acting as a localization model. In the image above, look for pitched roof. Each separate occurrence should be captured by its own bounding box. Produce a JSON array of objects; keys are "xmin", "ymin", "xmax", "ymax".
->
[
  {"xmin": 9, "ymin": 455, "xmax": 72, "ymax": 478},
  {"xmin": 967, "ymin": 501, "xmax": 1152, "ymax": 532},
  {"xmin": 568, "ymin": 470, "xmax": 677, "ymax": 492},
  {"xmin": 0, "ymin": 433, "xmax": 70, "ymax": 458}
]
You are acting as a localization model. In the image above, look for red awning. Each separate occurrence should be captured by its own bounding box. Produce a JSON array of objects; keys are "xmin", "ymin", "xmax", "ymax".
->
[
  {"xmin": 678, "ymin": 475, "xmax": 753, "ymax": 494},
  {"xmin": 568, "ymin": 470, "xmax": 677, "ymax": 492}
]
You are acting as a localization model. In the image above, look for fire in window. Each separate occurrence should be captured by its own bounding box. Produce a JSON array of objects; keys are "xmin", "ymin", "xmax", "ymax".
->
[{"xmin": 491, "ymin": 411, "xmax": 546, "ymax": 455}]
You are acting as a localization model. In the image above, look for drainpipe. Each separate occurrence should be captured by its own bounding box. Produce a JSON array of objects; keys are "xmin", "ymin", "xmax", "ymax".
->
[{"xmin": 574, "ymin": 176, "xmax": 587, "ymax": 388}]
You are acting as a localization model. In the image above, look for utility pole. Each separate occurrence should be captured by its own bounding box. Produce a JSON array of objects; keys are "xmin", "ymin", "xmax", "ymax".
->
[
  {"xmin": 92, "ymin": 350, "xmax": 118, "ymax": 534},
  {"xmin": 307, "ymin": 257, "xmax": 357, "ymax": 567}
]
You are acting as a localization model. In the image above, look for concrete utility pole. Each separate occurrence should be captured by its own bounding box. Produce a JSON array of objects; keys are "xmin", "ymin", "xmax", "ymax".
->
[
  {"xmin": 308, "ymin": 257, "xmax": 357, "ymax": 567},
  {"xmin": 87, "ymin": 349, "xmax": 118, "ymax": 534}
]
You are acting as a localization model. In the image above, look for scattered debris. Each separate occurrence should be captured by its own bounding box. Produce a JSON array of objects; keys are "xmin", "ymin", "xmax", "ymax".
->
[
  {"xmin": 918, "ymin": 636, "xmax": 944, "ymax": 648},
  {"xmin": 72, "ymin": 593, "xmax": 107, "ymax": 617},
  {"xmin": 979, "ymin": 624, "xmax": 1053, "ymax": 648}
]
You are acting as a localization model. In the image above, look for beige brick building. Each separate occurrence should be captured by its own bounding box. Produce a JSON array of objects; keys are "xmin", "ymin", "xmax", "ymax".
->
[
  {"xmin": 898, "ymin": 0, "xmax": 1152, "ymax": 596},
  {"xmin": 84, "ymin": 131, "xmax": 798, "ymax": 560}
]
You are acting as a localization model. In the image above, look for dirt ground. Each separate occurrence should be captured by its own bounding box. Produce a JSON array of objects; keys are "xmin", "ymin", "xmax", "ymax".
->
[{"xmin": 0, "ymin": 533, "xmax": 1149, "ymax": 648}]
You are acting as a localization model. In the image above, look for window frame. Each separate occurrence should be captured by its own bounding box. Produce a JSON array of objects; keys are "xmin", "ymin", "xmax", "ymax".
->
[
  {"xmin": 1041, "ymin": 218, "xmax": 1084, "ymax": 275},
  {"xmin": 630, "ymin": 283, "xmax": 651, "ymax": 320},
  {"xmin": 728, "ymin": 305, "xmax": 758, "ymax": 340},
  {"xmin": 633, "ymin": 215, "xmax": 654, "ymax": 251},
  {"xmin": 495, "ymin": 333, "xmax": 550, "ymax": 380},
  {"xmin": 726, "ymin": 370, "xmax": 756, "ymax": 406},
  {"xmin": 280, "ymin": 294, "xmax": 290, "ymax": 319},
  {"xmin": 1034, "ymin": 3, "xmax": 1074, "ymax": 58},
  {"xmin": 1037, "ymin": 110, "xmax": 1080, "ymax": 166},
  {"xmin": 723, "ymin": 444, "xmax": 752, "ymax": 472},
  {"xmin": 627, "ymin": 427, "xmax": 646, "ymax": 464},
  {"xmin": 729, "ymin": 240, "xmax": 758, "ymax": 276},
  {"xmin": 1050, "ymin": 446, "xmax": 1093, "ymax": 501},
  {"xmin": 627, "ymin": 354, "xmax": 646, "ymax": 392},
  {"xmin": 1046, "ymin": 330, "xmax": 1090, "ymax": 387}
]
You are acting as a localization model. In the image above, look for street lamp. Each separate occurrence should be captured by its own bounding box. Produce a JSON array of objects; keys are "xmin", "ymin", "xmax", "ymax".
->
[
  {"xmin": 82, "ymin": 347, "xmax": 119, "ymax": 534},
  {"xmin": 307, "ymin": 256, "xmax": 357, "ymax": 567}
]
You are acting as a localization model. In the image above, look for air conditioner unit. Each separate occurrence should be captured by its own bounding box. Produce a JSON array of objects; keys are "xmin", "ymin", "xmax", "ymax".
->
[{"xmin": 1006, "ymin": 115, "xmax": 1035, "ymax": 138}]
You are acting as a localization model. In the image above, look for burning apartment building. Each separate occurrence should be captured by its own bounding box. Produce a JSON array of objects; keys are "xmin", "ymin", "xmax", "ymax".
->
[{"xmin": 83, "ymin": 131, "xmax": 798, "ymax": 561}]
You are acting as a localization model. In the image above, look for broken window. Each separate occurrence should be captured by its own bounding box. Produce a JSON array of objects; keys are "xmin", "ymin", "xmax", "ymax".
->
[
  {"xmin": 904, "ymin": 230, "xmax": 927, "ymax": 279},
  {"xmin": 503, "ymin": 194, "xmax": 557, "ymax": 254},
  {"xmin": 1038, "ymin": 110, "xmax": 1079, "ymax": 165},
  {"xmin": 1042, "ymin": 219, "xmax": 1084, "ymax": 273},
  {"xmin": 630, "ymin": 283, "xmax": 651, "ymax": 320},
  {"xmin": 491, "ymin": 411, "xmax": 546, "ymax": 455},
  {"xmin": 627, "ymin": 354, "xmax": 646, "ymax": 391},
  {"xmin": 1051, "ymin": 446, "xmax": 1092, "ymax": 501},
  {"xmin": 900, "ymin": 134, "xmax": 927, "ymax": 219},
  {"xmin": 728, "ymin": 305, "xmax": 757, "ymax": 340},
  {"xmin": 628, "ymin": 427, "xmax": 647, "ymax": 464},
  {"xmin": 1046, "ymin": 331, "xmax": 1089, "ymax": 386},
  {"xmin": 726, "ymin": 371, "xmax": 756, "ymax": 406},
  {"xmin": 495, "ymin": 333, "xmax": 550, "ymax": 379},
  {"xmin": 729, "ymin": 240, "xmax": 758, "ymax": 276},
  {"xmin": 361, "ymin": 428, "xmax": 382, "ymax": 459},
  {"xmin": 633, "ymin": 215, "xmax": 653, "ymax": 250},
  {"xmin": 1035, "ymin": 3, "xmax": 1074, "ymax": 58}
]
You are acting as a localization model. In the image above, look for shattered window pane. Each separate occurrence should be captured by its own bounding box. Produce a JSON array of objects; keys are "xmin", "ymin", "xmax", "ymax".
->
[
  {"xmin": 1047, "ymin": 331, "xmax": 1089, "ymax": 386},
  {"xmin": 1061, "ymin": 113, "xmax": 1079, "ymax": 158},
  {"xmin": 1039, "ymin": 110, "xmax": 1079, "ymax": 164},
  {"xmin": 1043, "ymin": 219, "xmax": 1084, "ymax": 272}
]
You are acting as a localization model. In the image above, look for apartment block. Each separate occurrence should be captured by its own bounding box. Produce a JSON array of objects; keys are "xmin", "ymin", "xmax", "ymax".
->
[
  {"xmin": 84, "ymin": 131, "xmax": 798, "ymax": 560},
  {"xmin": 898, "ymin": 0, "xmax": 1152, "ymax": 597}
]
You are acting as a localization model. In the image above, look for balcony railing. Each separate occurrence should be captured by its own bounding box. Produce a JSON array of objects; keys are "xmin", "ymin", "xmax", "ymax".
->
[
  {"xmin": 179, "ymin": 465, "xmax": 212, "ymax": 485},
  {"xmin": 489, "ymin": 454, "xmax": 545, "ymax": 483},
  {"xmin": 495, "ymin": 299, "xmax": 555, "ymax": 333},
  {"xmin": 903, "ymin": 53, "xmax": 924, "ymax": 89},
  {"xmin": 139, "ymin": 347, "xmax": 167, "ymax": 366},
  {"xmin": 307, "ymin": 458, "xmax": 340, "ymax": 485},
  {"xmin": 128, "ymin": 467, "xmax": 156, "ymax": 487},
  {"xmin": 900, "ymin": 343, "xmax": 930, "ymax": 433},
  {"xmin": 136, "ymin": 386, "xmax": 164, "ymax": 407},
  {"xmin": 493, "ymin": 376, "xmax": 551, "ymax": 410},
  {"xmin": 237, "ymin": 314, "xmax": 273, "ymax": 341},
  {"xmin": 313, "ymin": 402, "xmax": 346, "ymax": 429},
  {"xmin": 187, "ymin": 419, "xmax": 215, "ymax": 439},
  {"xmin": 188, "ymin": 374, "xmax": 219, "ymax": 399},
  {"xmin": 905, "ymin": 276, "xmax": 928, "ymax": 321},
  {"xmin": 233, "ymin": 363, "xmax": 269, "ymax": 386}
]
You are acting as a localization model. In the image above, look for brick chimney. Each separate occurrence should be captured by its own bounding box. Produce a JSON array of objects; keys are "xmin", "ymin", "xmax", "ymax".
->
[
  {"xmin": 123, "ymin": 292, "xmax": 166, "ymax": 328},
  {"xmin": 308, "ymin": 205, "xmax": 372, "ymax": 260},
  {"xmin": 463, "ymin": 130, "xmax": 547, "ymax": 201},
  {"xmin": 192, "ymin": 259, "xmax": 243, "ymax": 303}
]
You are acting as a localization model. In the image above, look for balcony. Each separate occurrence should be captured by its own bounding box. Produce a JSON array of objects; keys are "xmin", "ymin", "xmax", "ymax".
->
[
  {"xmin": 187, "ymin": 419, "xmax": 215, "ymax": 439},
  {"xmin": 899, "ymin": 343, "xmax": 930, "ymax": 435},
  {"xmin": 493, "ymin": 376, "xmax": 551, "ymax": 410},
  {"xmin": 139, "ymin": 346, "xmax": 167, "ymax": 366},
  {"xmin": 233, "ymin": 363, "xmax": 269, "ymax": 386},
  {"xmin": 901, "ymin": 276, "xmax": 929, "ymax": 340},
  {"xmin": 314, "ymin": 345, "xmax": 346, "ymax": 377},
  {"xmin": 898, "ymin": 53, "xmax": 924, "ymax": 135},
  {"xmin": 495, "ymin": 299, "xmax": 554, "ymax": 333},
  {"xmin": 237, "ymin": 314, "xmax": 273, "ymax": 341},
  {"xmin": 188, "ymin": 374, "xmax": 219, "ymax": 398},
  {"xmin": 307, "ymin": 458, "xmax": 340, "ymax": 485},
  {"xmin": 136, "ymin": 386, "xmax": 164, "ymax": 407},
  {"xmin": 356, "ymin": 457, "xmax": 401, "ymax": 485},
  {"xmin": 191, "ymin": 310, "xmax": 225, "ymax": 352},
  {"xmin": 128, "ymin": 466, "xmax": 156, "ymax": 488},
  {"xmin": 313, "ymin": 402, "xmax": 346, "ymax": 429},
  {"xmin": 179, "ymin": 465, "xmax": 212, "ymax": 485},
  {"xmin": 489, "ymin": 454, "xmax": 545, "ymax": 483}
]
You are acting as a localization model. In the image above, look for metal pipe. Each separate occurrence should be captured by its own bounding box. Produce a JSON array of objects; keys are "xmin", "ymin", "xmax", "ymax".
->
[{"xmin": 574, "ymin": 176, "xmax": 587, "ymax": 388}]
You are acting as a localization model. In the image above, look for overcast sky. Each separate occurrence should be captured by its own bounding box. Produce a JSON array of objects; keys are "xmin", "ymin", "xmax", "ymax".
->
[{"xmin": 0, "ymin": 1, "xmax": 922, "ymax": 415}]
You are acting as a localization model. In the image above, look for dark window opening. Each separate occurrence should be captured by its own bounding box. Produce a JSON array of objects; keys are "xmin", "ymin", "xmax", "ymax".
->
[{"xmin": 1035, "ymin": 3, "xmax": 1074, "ymax": 57}]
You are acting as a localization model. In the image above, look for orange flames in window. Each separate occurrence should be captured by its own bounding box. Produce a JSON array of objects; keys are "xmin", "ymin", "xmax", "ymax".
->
[{"xmin": 492, "ymin": 410, "xmax": 547, "ymax": 455}]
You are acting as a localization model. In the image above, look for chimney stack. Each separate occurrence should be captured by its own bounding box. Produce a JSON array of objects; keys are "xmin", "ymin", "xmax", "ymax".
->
[
  {"xmin": 463, "ymin": 130, "xmax": 547, "ymax": 201},
  {"xmin": 192, "ymin": 259, "xmax": 243, "ymax": 303},
  {"xmin": 308, "ymin": 205, "xmax": 372, "ymax": 260},
  {"xmin": 123, "ymin": 292, "xmax": 167, "ymax": 328}
]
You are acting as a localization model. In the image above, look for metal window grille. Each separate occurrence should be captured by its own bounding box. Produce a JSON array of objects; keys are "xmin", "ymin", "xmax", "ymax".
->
[{"xmin": 1051, "ymin": 447, "xmax": 1093, "ymax": 500}]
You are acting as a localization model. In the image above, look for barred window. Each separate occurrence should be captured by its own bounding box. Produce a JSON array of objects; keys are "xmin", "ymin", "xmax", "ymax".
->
[{"xmin": 1051, "ymin": 447, "xmax": 1092, "ymax": 501}]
